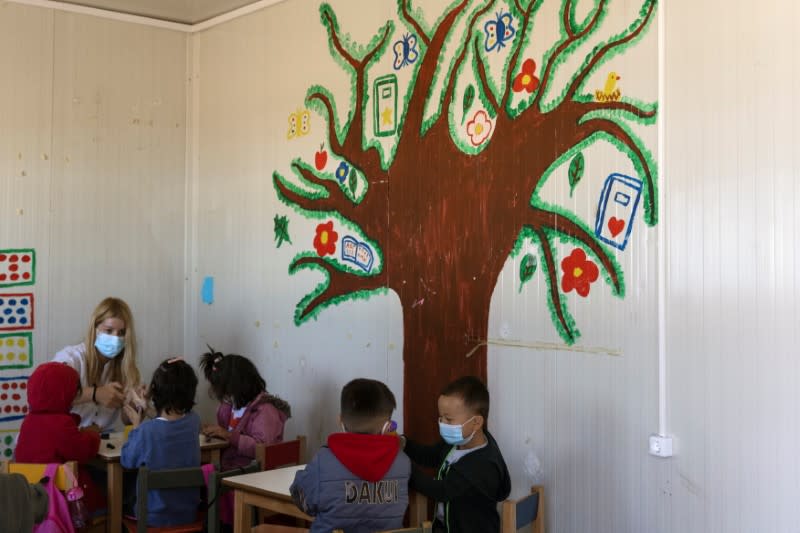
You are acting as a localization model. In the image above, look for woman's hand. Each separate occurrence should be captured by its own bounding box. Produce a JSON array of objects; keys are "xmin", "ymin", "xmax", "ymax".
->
[
  {"xmin": 123, "ymin": 404, "xmax": 142, "ymax": 428},
  {"xmin": 202, "ymin": 424, "xmax": 230, "ymax": 441},
  {"xmin": 95, "ymin": 382, "xmax": 125, "ymax": 408}
]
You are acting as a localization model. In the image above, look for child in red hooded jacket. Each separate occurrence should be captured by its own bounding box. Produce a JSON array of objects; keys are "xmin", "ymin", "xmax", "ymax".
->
[{"xmin": 16, "ymin": 362, "xmax": 104, "ymax": 512}]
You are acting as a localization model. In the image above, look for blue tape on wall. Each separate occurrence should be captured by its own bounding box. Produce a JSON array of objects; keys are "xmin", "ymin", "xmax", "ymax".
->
[{"xmin": 201, "ymin": 276, "xmax": 214, "ymax": 305}]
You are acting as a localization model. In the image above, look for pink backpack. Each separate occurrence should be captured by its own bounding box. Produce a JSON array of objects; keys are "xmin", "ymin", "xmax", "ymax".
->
[{"xmin": 32, "ymin": 463, "xmax": 75, "ymax": 533}]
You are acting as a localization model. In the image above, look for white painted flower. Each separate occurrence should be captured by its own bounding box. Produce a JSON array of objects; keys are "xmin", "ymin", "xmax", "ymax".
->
[{"xmin": 466, "ymin": 110, "xmax": 493, "ymax": 146}]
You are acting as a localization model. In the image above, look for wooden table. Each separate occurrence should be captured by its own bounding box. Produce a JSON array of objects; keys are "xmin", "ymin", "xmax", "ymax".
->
[
  {"xmin": 223, "ymin": 465, "xmax": 311, "ymax": 533},
  {"xmin": 222, "ymin": 465, "xmax": 428, "ymax": 533},
  {"xmin": 95, "ymin": 432, "xmax": 228, "ymax": 533}
]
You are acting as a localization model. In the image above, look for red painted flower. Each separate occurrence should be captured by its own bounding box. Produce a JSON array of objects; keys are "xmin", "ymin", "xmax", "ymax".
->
[
  {"xmin": 313, "ymin": 221, "xmax": 338, "ymax": 257},
  {"xmin": 560, "ymin": 248, "xmax": 599, "ymax": 297},
  {"xmin": 512, "ymin": 58, "xmax": 540, "ymax": 93}
]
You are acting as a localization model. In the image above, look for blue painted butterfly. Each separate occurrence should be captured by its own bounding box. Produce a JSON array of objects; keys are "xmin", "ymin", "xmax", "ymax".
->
[
  {"xmin": 484, "ymin": 11, "xmax": 515, "ymax": 53},
  {"xmin": 393, "ymin": 33, "xmax": 419, "ymax": 70}
]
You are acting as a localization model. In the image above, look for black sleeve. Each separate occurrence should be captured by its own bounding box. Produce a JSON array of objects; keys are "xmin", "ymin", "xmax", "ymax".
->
[
  {"xmin": 403, "ymin": 437, "xmax": 445, "ymax": 469},
  {"xmin": 409, "ymin": 464, "xmax": 474, "ymax": 503}
]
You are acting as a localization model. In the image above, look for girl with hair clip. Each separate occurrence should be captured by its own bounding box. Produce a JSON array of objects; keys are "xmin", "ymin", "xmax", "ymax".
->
[
  {"xmin": 199, "ymin": 347, "xmax": 291, "ymax": 470},
  {"xmin": 53, "ymin": 297, "xmax": 143, "ymax": 432}
]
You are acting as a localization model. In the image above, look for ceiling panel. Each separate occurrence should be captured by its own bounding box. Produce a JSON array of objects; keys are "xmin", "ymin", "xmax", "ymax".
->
[{"xmin": 56, "ymin": 0, "xmax": 263, "ymax": 24}]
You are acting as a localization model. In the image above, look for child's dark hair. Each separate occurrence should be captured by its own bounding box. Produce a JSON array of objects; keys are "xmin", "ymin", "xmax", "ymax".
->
[
  {"xmin": 441, "ymin": 376, "xmax": 490, "ymax": 421},
  {"xmin": 199, "ymin": 346, "xmax": 266, "ymax": 409},
  {"xmin": 150, "ymin": 358, "xmax": 198, "ymax": 415},
  {"xmin": 340, "ymin": 378, "xmax": 396, "ymax": 434}
]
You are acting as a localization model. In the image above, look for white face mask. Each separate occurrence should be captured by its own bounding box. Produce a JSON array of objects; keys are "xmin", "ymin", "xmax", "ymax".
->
[
  {"xmin": 439, "ymin": 416, "xmax": 476, "ymax": 446},
  {"xmin": 95, "ymin": 333, "xmax": 124, "ymax": 359}
]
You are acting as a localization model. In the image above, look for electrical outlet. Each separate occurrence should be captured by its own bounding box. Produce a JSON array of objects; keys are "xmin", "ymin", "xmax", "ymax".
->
[{"xmin": 649, "ymin": 434, "xmax": 673, "ymax": 458}]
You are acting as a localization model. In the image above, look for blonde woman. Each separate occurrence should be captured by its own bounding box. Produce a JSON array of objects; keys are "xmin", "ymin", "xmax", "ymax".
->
[{"xmin": 53, "ymin": 297, "xmax": 142, "ymax": 431}]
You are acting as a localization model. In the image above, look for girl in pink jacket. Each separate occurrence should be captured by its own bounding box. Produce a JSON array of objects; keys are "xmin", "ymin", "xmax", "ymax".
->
[{"xmin": 200, "ymin": 348, "xmax": 291, "ymax": 470}]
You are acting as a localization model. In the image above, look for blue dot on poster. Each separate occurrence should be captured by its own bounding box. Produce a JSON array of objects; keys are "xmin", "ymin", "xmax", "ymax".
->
[
  {"xmin": 20, "ymin": 318, "xmax": 27, "ymax": 325},
  {"xmin": 8, "ymin": 317, "xmax": 16, "ymax": 324},
  {"xmin": 20, "ymin": 299, "xmax": 28, "ymax": 305}
]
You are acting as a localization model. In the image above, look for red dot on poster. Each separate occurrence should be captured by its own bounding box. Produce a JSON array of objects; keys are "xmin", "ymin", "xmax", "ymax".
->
[
  {"xmin": 0, "ymin": 274, "xmax": 6, "ymax": 281},
  {"xmin": 22, "ymin": 273, "xmax": 30, "ymax": 280},
  {"xmin": 1, "ymin": 383, "xmax": 8, "ymax": 390},
  {"xmin": 22, "ymin": 406, "xmax": 28, "ymax": 413},
  {"xmin": 3, "ymin": 406, "xmax": 10, "ymax": 413},
  {"xmin": 12, "ymin": 394, "xmax": 20, "ymax": 401},
  {"xmin": 11, "ymin": 383, "xmax": 17, "ymax": 390},
  {"xmin": 0, "ymin": 394, "xmax": 6, "ymax": 400},
  {"xmin": 9, "ymin": 255, "xmax": 18, "ymax": 262},
  {"xmin": 12, "ymin": 406, "xmax": 20, "ymax": 412},
  {"xmin": 20, "ymin": 382, "xmax": 26, "ymax": 389},
  {"xmin": 0, "ymin": 254, "xmax": 6, "ymax": 261},
  {"xmin": 10, "ymin": 274, "xmax": 19, "ymax": 281},
  {"xmin": 21, "ymin": 255, "xmax": 31, "ymax": 263},
  {"xmin": 9, "ymin": 264, "xmax": 18, "ymax": 272}
]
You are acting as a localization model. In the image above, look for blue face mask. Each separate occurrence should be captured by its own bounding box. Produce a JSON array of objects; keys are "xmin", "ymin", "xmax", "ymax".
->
[
  {"xmin": 94, "ymin": 333, "xmax": 124, "ymax": 359},
  {"xmin": 438, "ymin": 416, "xmax": 476, "ymax": 446}
]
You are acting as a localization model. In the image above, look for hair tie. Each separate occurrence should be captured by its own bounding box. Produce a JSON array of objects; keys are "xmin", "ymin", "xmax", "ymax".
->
[{"xmin": 167, "ymin": 356, "xmax": 184, "ymax": 364}]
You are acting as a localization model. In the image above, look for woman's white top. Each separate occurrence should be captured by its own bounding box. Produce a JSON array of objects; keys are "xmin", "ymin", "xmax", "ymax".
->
[{"xmin": 52, "ymin": 343, "xmax": 121, "ymax": 432}]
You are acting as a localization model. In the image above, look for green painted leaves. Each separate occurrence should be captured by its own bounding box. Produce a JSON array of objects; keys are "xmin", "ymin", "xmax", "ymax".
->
[
  {"xmin": 348, "ymin": 168, "xmax": 358, "ymax": 197},
  {"xmin": 568, "ymin": 152, "xmax": 585, "ymax": 197},
  {"xmin": 462, "ymin": 84, "xmax": 475, "ymax": 124},
  {"xmin": 274, "ymin": 214, "xmax": 292, "ymax": 248},
  {"xmin": 519, "ymin": 253, "xmax": 537, "ymax": 292}
]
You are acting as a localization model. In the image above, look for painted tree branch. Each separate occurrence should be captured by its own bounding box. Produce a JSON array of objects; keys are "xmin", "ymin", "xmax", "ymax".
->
[
  {"xmin": 399, "ymin": 0, "xmax": 430, "ymax": 46},
  {"xmin": 580, "ymin": 100, "xmax": 656, "ymax": 120},
  {"xmin": 501, "ymin": 0, "xmax": 538, "ymax": 110},
  {"xmin": 533, "ymin": 0, "xmax": 607, "ymax": 110},
  {"xmin": 562, "ymin": 0, "xmax": 576, "ymax": 37},
  {"xmin": 320, "ymin": 7, "xmax": 392, "ymax": 176},
  {"xmin": 532, "ymin": 226, "xmax": 575, "ymax": 342},
  {"xmin": 530, "ymin": 206, "xmax": 621, "ymax": 292},
  {"xmin": 441, "ymin": 0, "xmax": 498, "ymax": 121},
  {"xmin": 306, "ymin": 91, "xmax": 343, "ymax": 154},
  {"xmin": 291, "ymin": 256, "xmax": 387, "ymax": 321},
  {"xmin": 273, "ymin": 171, "xmax": 353, "ymax": 220},
  {"xmin": 473, "ymin": 36, "xmax": 499, "ymax": 114},
  {"xmin": 564, "ymin": 0, "xmax": 656, "ymax": 101},
  {"xmin": 581, "ymin": 117, "xmax": 656, "ymax": 220},
  {"xmin": 402, "ymin": 0, "xmax": 469, "ymax": 137}
]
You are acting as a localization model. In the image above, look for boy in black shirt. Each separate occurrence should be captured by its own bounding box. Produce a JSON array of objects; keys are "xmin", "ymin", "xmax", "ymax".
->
[{"xmin": 401, "ymin": 376, "xmax": 511, "ymax": 533}]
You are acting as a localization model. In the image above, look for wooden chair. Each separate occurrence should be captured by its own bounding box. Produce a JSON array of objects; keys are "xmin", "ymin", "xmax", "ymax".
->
[
  {"xmin": 255, "ymin": 436, "xmax": 306, "ymax": 525},
  {"xmin": 255, "ymin": 435, "xmax": 306, "ymax": 470},
  {"xmin": 122, "ymin": 465, "xmax": 207, "ymax": 533},
  {"xmin": 0, "ymin": 460, "xmax": 77, "ymax": 490},
  {"xmin": 1, "ymin": 461, "xmax": 107, "ymax": 533},
  {"xmin": 502, "ymin": 485, "xmax": 545, "ymax": 533},
  {"xmin": 206, "ymin": 460, "xmax": 260, "ymax": 533},
  {"xmin": 373, "ymin": 522, "xmax": 433, "ymax": 533}
]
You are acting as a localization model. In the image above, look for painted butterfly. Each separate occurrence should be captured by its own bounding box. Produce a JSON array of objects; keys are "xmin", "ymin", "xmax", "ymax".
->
[
  {"xmin": 287, "ymin": 109, "xmax": 311, "ymax": 140},
  {"xmin": 484, "ymin": 11, "xmax": 515, "ymax": 53},
  {"xmin": 393, "ymin": 33, "xmax": 419, "ymax": 70}
]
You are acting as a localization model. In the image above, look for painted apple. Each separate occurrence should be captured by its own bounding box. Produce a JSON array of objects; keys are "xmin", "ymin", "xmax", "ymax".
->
[{"xmin": 314, "ymin": 143, "xmax": 328, "ymax": 170}]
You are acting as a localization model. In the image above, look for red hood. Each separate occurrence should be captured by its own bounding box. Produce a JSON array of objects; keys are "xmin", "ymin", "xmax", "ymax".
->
[
  {"xmin": 327, "ymin": 433, "xmax": 400, "ymax": 482},
  {"xmin": 27, "ymin": 362, "xmax": 80, "ymax": 414}
]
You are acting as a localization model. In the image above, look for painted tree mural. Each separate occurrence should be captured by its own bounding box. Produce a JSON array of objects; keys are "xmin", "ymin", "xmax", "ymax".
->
[{"xmin": 275, "ymin": 0, "xmax": 657, "ymax": 440}]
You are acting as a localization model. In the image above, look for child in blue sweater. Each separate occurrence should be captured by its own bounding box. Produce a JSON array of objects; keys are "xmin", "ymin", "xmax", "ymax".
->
[{"xmin": 121, "ymin": 357, "xmax": 201, "ymax": 527}]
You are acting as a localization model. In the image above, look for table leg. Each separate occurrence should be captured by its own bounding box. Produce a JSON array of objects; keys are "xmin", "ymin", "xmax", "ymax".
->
[
  {"xmin": 107, "ymin": 463, "xmax": 123, "ymax": 533},
  {"xmin": 208, "ymin": 448, "xmax": 221, "ymax": 465},
  {"xmin": 409, "ymin": 490, "xmax": 427, "ymax": 527},
  {"xmin": 233, "ymin": 489, "xmax": 252, "ymax": 533}
]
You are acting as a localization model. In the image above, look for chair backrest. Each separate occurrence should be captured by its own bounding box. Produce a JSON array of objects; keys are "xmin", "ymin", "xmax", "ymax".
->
[
  {"xmin": 372, "ymin": 521, "xmax": 433, "ymax": 533},
  {"xmin": 135, "ymin": 465, "xmax": 208, "ymax": 533},
  {"xmin": 255, "ymin": 435, "xmax": 306, "ymax": 470},
  {"xmin": 206, "ymin": 460, "xmax": 260, "ymax": 533},
  {"xmin": 502, "ymin": 485, "xmax": 545, "ymax": 533},
  {"xmin": 1, "ymin": 461, "xmax": 78, "ymax": 491}
]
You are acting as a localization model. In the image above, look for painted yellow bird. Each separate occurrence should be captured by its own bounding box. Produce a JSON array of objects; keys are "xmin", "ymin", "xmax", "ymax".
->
[{"xmin": 595, "ymin": 72, "xmax": 621, "ymax": 102}]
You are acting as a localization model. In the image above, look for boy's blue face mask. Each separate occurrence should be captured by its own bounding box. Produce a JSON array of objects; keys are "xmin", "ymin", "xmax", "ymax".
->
[
  {"xmin": 95, "ymin": 333, "xmax": 124, "ymax": 359},
  {"xmin": 438, "ymin": 416, "xmax": 476, "ymax": 446}
]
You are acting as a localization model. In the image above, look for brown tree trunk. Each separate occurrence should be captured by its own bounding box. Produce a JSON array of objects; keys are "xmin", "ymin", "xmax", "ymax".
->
[{"xmin": 398, "ymin": 280, "xmax": 492, "ymax": 444}]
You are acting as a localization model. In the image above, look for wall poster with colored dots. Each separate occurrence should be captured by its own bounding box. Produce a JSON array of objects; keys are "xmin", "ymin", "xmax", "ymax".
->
[
  {"xmin": 0, "ymin": 250, "xmax": 35, "ymax": 287},
  {"xmin": 0, "ymin": 376, "xmax": 29, "ymax": 422},
  {"xmin": 0, "ymin": 293, "xmax": 34, "ymax": 331},
  {"xmin": 0, "ymin": 429, "xmax": 18, "ymax": 459},
  {"xmin": 0, "ymin": 332, "xmax": 33, "ymax": 370}
]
